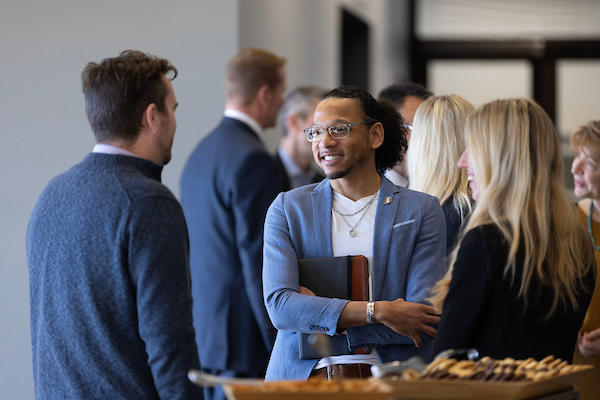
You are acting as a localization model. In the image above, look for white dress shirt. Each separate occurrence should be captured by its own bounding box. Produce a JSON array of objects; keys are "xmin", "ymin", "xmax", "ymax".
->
[
  {"xmin": 384, "ymin": 169, "xmax": 408, "ymax": 188},
  {"xmin": 224, "ymin": 109, "xmax": 266, "ymax": 145}
]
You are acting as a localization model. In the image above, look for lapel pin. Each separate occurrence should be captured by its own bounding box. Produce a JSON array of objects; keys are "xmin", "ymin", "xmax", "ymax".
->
[{"xmin": 384, "ymin": 196, "xmax": 392, "ymax": 204}]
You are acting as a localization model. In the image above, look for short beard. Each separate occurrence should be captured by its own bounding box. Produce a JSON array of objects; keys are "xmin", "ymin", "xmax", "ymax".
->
[{"xmin": 325, "ymin": 166, "xmax": 351, "ymax": 180}]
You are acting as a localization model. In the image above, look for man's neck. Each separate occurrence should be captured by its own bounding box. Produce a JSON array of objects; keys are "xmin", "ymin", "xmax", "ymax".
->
[
  {"xmin": 329, "ymin": 170, "xmax": 382, "ymax": 201},
  {"xmin": 225, "ymin": 102, "xmax": 265, "ymax": 129},
  {"xmin": 102, "ymin": 136, "xmax": 162, "ymax": 165}
]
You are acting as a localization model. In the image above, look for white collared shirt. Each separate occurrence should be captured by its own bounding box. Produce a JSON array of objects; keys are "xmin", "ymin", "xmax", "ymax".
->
[
  {"xmin": 384, "ymin": 169, "xmax": 408, "ymax": 188},
  {"xmin": 224, "ymin": 109, "xmax": 266, "ymax": 145},
  {"xmin": 92, "ymin": 143, "xmax": 140, "ymax": 158}
]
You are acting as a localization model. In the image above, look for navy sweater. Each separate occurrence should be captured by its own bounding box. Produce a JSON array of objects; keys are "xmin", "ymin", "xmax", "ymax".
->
[{"xmin": 27, "ymin": 153, "xmax": 203, "ymax": 399}]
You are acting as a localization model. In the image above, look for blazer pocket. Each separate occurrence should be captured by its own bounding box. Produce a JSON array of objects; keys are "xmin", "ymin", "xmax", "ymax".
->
[{"xmin": 392, "ymin": 219, "xmax": 415, "ymax": 232}]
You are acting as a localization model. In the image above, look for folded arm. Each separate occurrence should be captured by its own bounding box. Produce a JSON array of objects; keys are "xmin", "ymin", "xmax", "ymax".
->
[
  {"xmin": 346, "ymin": 196, "xmax": 447, "ymax": 349},
  {"xmin": 263, "ymin": 193, "xmax": 349, "ymax": 335}
]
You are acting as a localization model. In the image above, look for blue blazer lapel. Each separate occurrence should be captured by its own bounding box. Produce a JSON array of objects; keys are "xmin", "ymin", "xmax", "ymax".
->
[
  {"xmin": 373, "ymin": 176, "xmax": 401, "ymax": 299},
  {"xmin": 310, "ymin": 179, "xmax": 333, "ymax": 258}
]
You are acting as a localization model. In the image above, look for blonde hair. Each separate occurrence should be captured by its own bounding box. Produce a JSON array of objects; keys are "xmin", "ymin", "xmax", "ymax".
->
[
  {"xmin": 407, "ymin": 95, "xmax": 474, "ymax": 219},
  {"xmin": 225, "ymin": 48, "xmax": 286, "ymax": 106},
  {"xmin": 430, "ymin": 98, "xmax": 594, "ymax": 316},
  {"xmin": 570, "ymin": 120, "xmax": 600, "ymax": 159}
]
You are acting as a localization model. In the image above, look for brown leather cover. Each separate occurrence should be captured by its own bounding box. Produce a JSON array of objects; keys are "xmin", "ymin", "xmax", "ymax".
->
[
  {"xmin": 350, "ymin": 255, "xmax": 370, "ymax": 355},
  {"xmin": 350, "ymin": 255, "xmax": 368, "ymax": 301}
]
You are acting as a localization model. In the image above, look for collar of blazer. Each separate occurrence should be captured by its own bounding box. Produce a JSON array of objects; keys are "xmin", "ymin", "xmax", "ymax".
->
[{"xmin": 310, "ymin": 176, "xmax": 401, "ymax": 299}]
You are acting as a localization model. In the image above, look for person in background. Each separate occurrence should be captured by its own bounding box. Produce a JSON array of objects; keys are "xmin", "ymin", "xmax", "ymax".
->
[
  {"xmin": 263, "ymin": 86, "xmax": 446, "ymax": 380},
  {"xmin": 378, "ymin": 82, "xmax": 433, "ymax": 187},
  {"xmin": 406, "ymin": 94, "xmax": 474, "ymax": 253},
  {"xmin": 274, "ymin": 86, "xmax": 328, "ymax": 190},
  {"xmin": 27, "ymin": 50, "xmax": 203, "ymax": 399},
  {"xmin": 431, "ymin": 99, "xmax": 596, "ymax": 363},
  {"xmin": 180, "ymin": 48, "xmax": 285, "ymax": 400},
  {"xmin": 570, "ymin": 119, "xmax": 600, "ymax": 400}
]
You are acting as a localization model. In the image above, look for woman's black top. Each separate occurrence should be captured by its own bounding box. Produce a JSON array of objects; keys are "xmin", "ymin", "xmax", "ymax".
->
[{"xmin": 433, "ymin": 224, "xmax": 596, "ymax": 362}]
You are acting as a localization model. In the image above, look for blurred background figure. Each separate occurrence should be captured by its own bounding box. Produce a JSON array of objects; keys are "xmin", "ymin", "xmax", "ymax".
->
[
  {"xmin": 431, "ymin": 99, "xmax": 596, "ymax": 364},
  {"xmin": 180, "ymin": 48, "xmax": 286, "ymax": 400},
  {"xmin": 274, "ymin": 86, "xmax": 328, "ymax": 191},
  {"xmin": 570, "ymin": 119, "xmax": 600, "ymax": 400},
  {"xmin": 406, "ymin": 94, "xmax": 474, "ymax": 253},
  {"xmin": 378, "ymin": 82, "xmax": 433, "ymax": 187}
]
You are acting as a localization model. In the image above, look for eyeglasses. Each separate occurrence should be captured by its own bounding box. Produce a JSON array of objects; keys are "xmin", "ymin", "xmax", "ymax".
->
[
  {"xmin": 303, "ymin": 121, "xmax": 376, "ymax": 142},
  {"xmin": 403, "ymin": 124, "xmax": 413, "ymax": 131}
]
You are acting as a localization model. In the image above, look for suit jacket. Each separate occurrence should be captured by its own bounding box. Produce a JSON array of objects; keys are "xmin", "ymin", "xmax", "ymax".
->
[
  {"xmin": 272, "ymin": 151, "xmax": 324, "ymax": 192},
  {"xmin": 262, "ymin": 177, "xmax": 447, "ymax": 380},
  {"xmin": 181, "ymin": 117, "xmax": 281, "ymax": 374}
]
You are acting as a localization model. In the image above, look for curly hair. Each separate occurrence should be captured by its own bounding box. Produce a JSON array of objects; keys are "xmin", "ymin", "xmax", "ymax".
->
[
  {"xmin": 81, "ymin": 50, "xmax": 177, "ymax": 144},
  {"xmin": 323, "ymin": 86, "xmax": 408, "ymax": 174}
]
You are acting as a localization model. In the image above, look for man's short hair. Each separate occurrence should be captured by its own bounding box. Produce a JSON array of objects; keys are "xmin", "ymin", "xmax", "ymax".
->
[
  {"xmin": 378, "ymin": 82, "xmax": 433, "ymax": 108},
  {"xmin": 324, "ymin": 86, "xmax": 408, "ymax": 174},
  {"xmin": 225, "ymin": 48, "xmax": 286, "ymax": 106},
  {"xmin": 278, "ymin": 86, "xmax": 328, "ymax": 136},
  {"xmin": 81, "ymin": 50, "xmax": 177, "ymax": 144}
]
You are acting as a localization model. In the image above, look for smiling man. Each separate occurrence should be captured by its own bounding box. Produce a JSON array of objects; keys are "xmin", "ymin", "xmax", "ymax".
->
[{"xmin": 262, "ymin": 86, "xmax": 447, "ymax": 381}]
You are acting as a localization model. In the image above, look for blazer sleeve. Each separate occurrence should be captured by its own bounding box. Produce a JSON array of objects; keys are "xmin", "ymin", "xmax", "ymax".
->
[
  {"xmin": 263, "ymin": 192, "xmax": 349, "ymax": 335},
  {"xmin": 346, "ymin": 195, "xmax": 447, "ymax": 349},
  {"xmin": 232, "ymin": 150, "xmax": 281, "ymax": 350}
]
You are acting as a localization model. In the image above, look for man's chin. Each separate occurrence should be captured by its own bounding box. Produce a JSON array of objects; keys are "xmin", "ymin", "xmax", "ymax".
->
[{"xmin": 325, "ymin": 169, "xmax": 350, "ymax": 180}]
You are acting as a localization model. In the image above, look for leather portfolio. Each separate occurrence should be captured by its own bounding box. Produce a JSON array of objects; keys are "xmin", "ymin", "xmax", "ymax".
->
[{"xmin": 297, "ymin": 255, "xmax": 369, "ymax": 359}]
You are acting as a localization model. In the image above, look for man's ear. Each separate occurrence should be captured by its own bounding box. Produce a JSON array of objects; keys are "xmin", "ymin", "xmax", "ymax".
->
[
  {"xmin": 142, "ymin": 103, "xmax": 159, "ymax": 133},
  {"xmin": 370, "ymin": 122, "xmax": 385, "ymax": 150},
  {"xmin": 286, "ymin": 113, "xmax": 299, "ymax": 131},
  {"xmin": 256, "ymin": 85, "xmax": 271, "ymax": 107}
]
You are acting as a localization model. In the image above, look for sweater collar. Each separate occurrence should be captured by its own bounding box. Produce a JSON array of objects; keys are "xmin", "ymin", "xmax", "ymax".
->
[{"xmin": 80, "ymin": 153, "xmax": 163, "ymax": 182}]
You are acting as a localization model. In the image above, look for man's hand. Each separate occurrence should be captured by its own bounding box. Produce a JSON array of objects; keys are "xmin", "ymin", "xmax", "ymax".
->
[
  {"xmin": 299, "ymin": 285, "xmax": 316, "ymax": 296},
  {"xmin": 375, "ymin": 298, "xmax": 440, "ymax": 348},
  {"xmin": 577, "ymin": 328, "xmax": 600, "ymax": 357}
]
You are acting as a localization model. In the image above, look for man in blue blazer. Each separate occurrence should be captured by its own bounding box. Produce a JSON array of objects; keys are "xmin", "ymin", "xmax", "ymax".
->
[
  {"xmin": 263, "ymin": 86, "xmax": 446, "ymax": 380},
  {"xmin": 180, "ymin": 48, "xmax": 286, "ymax": 400}
]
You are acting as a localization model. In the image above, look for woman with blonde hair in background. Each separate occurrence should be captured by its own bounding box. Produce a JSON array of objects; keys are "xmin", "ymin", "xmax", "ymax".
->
[
  {"xmin": 430, "ymin": 98, "xmax": 596, "ymax": 363},
  {"xmin": 406, "ymin": 94, "xmax": 474, "ymax": 253},
  {"xmin": 570, "ymin": 119, "xmax": 600, "ymax": 399}
]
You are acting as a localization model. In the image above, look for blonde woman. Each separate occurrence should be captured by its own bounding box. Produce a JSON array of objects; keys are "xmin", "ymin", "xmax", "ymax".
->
[
  {"xmin": 431, "ymin": 99, "xmax": 596, "ymax": 362},
  {"xmin": 406, "ymin": 95, "xmax": 474, "ymax": 252},
  {"xmin": 570, "ymin": 120, "xmax": 600, "ymax": 400}
]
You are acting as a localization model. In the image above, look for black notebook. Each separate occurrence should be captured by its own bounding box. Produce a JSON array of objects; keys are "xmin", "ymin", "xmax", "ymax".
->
[{"xmin": 297, "ymin": 255, "xmax": 369, "ymax": 359}]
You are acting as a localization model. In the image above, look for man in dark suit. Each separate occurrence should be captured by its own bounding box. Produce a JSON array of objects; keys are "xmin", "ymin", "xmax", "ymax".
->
[
  {"xmin": 180, "ymin": 48, "xmax": 286, "ymax": 400},
  {"xmin": 273, "ymin": 86, "xmax": 327, "ymax": 191}
]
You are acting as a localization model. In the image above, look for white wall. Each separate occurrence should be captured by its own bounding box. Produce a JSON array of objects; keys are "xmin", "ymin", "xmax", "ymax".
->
[
  {"xmin": 239, "ymin": 0, "xmax": 411, "ymax": 151},
  {"xmin": 0, "ymin": 1, "xmax": 237, "ymax": 397}
]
